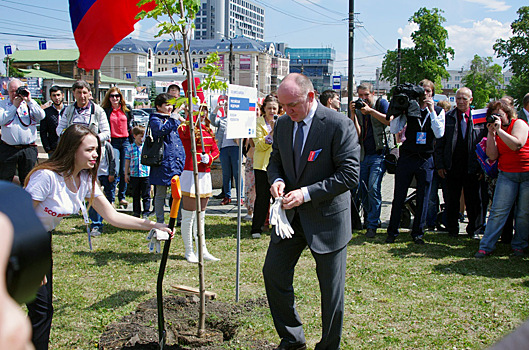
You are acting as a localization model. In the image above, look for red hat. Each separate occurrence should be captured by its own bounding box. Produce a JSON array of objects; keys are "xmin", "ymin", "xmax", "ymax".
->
[{"xmin": 182, "ymin": 77, "xmax": 205, "ymax": 103}]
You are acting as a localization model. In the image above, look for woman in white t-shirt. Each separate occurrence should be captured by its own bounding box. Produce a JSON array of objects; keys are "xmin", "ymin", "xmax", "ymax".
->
[{"xmin": 24, "ymin": 124, "xmax": 171, "ymax": 350}]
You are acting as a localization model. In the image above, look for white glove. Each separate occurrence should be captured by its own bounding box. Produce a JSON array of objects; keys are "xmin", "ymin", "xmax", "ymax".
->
[
  {"xmin": 200, "ymin": 153, "xmax": 210, "ymax": 164},
  {"xmin": 269, "ymin": 197, "xmax": 294, "ymax": 239},
  {"xmin": 146, "ymin": 228, "xmax": 170, "ymax": 253}
]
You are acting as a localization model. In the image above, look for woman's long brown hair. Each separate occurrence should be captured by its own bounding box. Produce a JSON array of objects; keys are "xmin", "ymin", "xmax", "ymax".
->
[
  {"xmin": 25, "ymin": 125, "xmax": 102, "ymax": 206},
  {"xmin": 101, "ymin": 87, "xmax": 130, "ymax": 112}
]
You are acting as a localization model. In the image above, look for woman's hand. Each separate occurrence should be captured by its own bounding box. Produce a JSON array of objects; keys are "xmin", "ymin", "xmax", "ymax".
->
[{"xmin": 153, "ymin": 222, "xmax": 174, "ymax": 238}]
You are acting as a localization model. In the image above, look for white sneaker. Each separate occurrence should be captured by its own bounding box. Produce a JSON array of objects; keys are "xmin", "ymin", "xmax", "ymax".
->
[
  {"xmin": 90, "ymin": 227, "xmax": 102, "ymax": 237},
  {"xmin": 242, "ymin": 214, "xmax": 253, "ymax": 222}
]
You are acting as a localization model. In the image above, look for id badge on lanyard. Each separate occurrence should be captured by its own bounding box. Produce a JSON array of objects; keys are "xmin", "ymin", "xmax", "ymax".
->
[
  {"xmin": 416, "ymin": 112, "xmax": 429, "ymax": 145},
  {"xmin": 79, "ymin": 198, "xmax": 93, "ymax": 251}
]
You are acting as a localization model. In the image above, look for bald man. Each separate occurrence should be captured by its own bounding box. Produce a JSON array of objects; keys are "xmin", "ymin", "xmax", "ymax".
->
[
  {"xmin": 434, "ymin": 87, "xmax": 487, "ymax": 239},
  {"xmin": 264, "ymin": 73, "xmax": 360, "ymax": 350}
]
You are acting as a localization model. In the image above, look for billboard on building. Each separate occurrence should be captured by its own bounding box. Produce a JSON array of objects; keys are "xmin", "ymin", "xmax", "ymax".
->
[{"xmin": 239, "ymin": 55, "xmax": 251, "ymax": 70}]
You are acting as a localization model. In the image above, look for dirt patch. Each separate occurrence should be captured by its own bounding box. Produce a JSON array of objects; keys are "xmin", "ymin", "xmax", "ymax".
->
[{"xmin": 99, "ymin": 295, "xmax": 274, "ymax": 349}]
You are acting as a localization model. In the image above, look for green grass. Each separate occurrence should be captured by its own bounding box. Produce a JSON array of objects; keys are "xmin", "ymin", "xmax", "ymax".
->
[{"xmin": 46, "ymin": 214, "xmax": 529, "ymax": 349}]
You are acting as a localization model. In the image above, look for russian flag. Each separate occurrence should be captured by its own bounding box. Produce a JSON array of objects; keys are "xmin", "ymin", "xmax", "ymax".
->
[
  {"xmin": 69, "ymin": 0, "xmax": 155, "ymax": 70},
  {"xmin": 249, "ymin": 103, "xmax": 256, "ymax": 111},
  {"xmin": 472, "ymin": 108, "xmax": 488, "ymax": 124}
]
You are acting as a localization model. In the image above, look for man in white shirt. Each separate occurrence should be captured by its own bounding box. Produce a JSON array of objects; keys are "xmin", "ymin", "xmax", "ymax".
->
[{"xmin": 0, "ymin": 78, "xmax": 45, "ymax": 184}]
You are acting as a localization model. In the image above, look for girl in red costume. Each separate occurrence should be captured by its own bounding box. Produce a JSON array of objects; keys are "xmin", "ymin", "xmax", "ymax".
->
[{"xmin": 178, "ymin": 104, "xmax": 220, "ymax": 263}]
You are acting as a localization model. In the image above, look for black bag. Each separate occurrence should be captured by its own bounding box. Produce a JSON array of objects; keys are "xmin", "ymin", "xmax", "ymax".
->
[{"xmin": 141, "ymin": 123, "xmax": 165, "ymax": 167}]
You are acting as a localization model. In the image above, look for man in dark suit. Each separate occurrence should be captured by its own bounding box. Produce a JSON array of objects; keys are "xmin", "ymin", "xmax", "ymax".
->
[
  {"xmin": 264, "ymin": 73, "xmax": 360, "ymax": 350},
  {"xmin": 434, "ymin": 87, "xmax": 487, "ymax": 238},
  {"xmin": 518, "ymin": 93, "xmax": 529, "ymax": 122}
]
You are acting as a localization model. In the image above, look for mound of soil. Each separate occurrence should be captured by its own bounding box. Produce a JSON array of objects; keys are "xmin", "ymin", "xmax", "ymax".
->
[{"xmin": 99, "ymin": 295, "xmax": 274, "ymax": 349}]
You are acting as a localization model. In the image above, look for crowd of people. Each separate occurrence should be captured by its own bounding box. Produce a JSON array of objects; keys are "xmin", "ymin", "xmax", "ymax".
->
[{"xmin": 1, "ymin": 74, "xmax": 529, "ymax": 350}]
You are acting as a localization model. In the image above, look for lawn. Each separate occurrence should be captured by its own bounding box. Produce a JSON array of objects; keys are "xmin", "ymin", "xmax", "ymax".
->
[{"xmin": 46, "ymin": 214, "xmax": 529, "ymax": 349}]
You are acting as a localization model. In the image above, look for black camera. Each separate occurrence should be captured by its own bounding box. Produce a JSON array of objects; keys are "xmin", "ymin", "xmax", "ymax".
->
[
  {"xmin": 354, "ymin": 98, "xmax": 366, "ymax": 109},
  {"xmin": 16, "ymin": 86, "xmax": 29, "ymax": 98},
  {"xmin": 487, "ymin": 113, "xmax": 500, "ymax": 124},
  {"xmin": 386, "ymin": 83, "xmax": 425, "ymax": 120},
  {"xmin": 1, "ymin": 181, "xmax": 51, "ymax": 304}
]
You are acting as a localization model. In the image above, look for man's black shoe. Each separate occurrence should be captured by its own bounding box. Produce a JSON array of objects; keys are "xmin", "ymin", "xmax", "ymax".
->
[
  {"xmin": 274, "ymin": 343, "xmax": 307, "ymax": 350},
  {"xmin": 366, "ymin": 228, "xmax": 376, "ymax": 238},
  {"xmin": 385, "ymin": 235, "xmax": 396, "ymax": 243},
  {"xmin": 413, "ymin": 236, "xmax": 425, "ymax": 245},
  {"xmin": 214, "ymin": 192, "xmax": 226, "ymax": 199}
]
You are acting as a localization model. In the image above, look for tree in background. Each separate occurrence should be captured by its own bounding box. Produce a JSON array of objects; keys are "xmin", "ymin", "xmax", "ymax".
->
[
  {"xmin": 461, "ymin": 55, "xmax": 503, "ymax": 109},
  {"xmin": 381, "ymin": 7, "xmax": 454, "ymax": 90},
  {"xmin": 149, "ymin": 80, "xmax": 157, "ymax": 105},
  {"xmin": 494, "ymin": 6, "xmax": 529, "ymax": 107}
]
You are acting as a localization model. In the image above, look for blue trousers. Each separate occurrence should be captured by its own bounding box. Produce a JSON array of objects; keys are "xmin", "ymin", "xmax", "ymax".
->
[
  {"xmin": 219, "ymin": 145, "xmax": 242, "ymax": 199},
  {"xmin": 89, "ymin": 175, "xmax": 115, "ymax": 229},
  {"xmin": 111, "ymin": 137, "xmax": 130, "ymax": 202}
]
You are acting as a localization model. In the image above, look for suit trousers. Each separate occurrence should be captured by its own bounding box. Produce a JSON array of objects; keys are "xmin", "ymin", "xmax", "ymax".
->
[
  {"xmin": 387, "ymin": 153, "xmax": 434, "ymax": 238},
  {"xmin": 27, "ymin": 258, "xmax": 53, "ymax": 350},
  {"xmin": 0, "ymin": 143, "xmax": 38, "ymax": 185},
  {"xmin": 263, "ymin": 214, "xmax": 347, "ymax": 350},
  {"xmin": 251, "ymin": 169, "xmax": 271, "ymax": 234},
  {"xmin": 445, "ymin": 171, "xmax": 485, "ymax": 236}
]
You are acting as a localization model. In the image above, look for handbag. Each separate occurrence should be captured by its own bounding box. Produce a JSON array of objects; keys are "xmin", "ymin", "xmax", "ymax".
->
[
  {"xmin": 475, "ymin": 136, "xmax": 498, "ymax": 178},
  {"xmin": 383, "ymin": 128, "xmax": 399, "ymax": 174},
  {"xmin": 141, "ymin": 123, "xmax": 165, "ymax": 167}
]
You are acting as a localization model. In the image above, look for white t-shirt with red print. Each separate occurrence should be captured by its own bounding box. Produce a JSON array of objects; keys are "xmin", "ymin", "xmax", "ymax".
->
[{"xmin": 25, "ymin": 169, "xmax": 102, "ymax": 231}]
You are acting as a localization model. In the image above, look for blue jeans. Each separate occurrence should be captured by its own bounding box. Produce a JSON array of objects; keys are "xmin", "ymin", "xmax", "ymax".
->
[
  {"xmin": 111, "ymin": 137, "xmax": 130, "ymax": 202},
  {"xmin": 89, "ymin": 175, "xmax": 115, "ymax": 229},
  {"xmin": 219, "ymin": 145, "xmax": 242, "ymax": 199},
  {"xmin": 426, "ymin": 171, "xmax": 447, "ymax": 227},
  {"xmin": 359, "ymin": 154, "xmax": 386, "ymax": 229},
  {"xmin": 479, "ymin": 171, "xmax": 529, "ymax": 252}
]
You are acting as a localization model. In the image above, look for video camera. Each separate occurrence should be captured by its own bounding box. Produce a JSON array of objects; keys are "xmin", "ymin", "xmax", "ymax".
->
[
  {"xmin": 386, "ymin": 83, "xmax": 425, "ymax": 120},
  {"xmin": 1, "ymin": 181, "xmax": 51, "ymax": 304}
]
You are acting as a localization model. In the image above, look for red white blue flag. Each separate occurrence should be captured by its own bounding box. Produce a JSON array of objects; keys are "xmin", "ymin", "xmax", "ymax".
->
[
  {"xmin": 472, "ymin": 108, "xmax": 488, "ymax": 124},
  {"xmin": 69, "ymin": 0, "xmax": 155, "ymax": 70}
]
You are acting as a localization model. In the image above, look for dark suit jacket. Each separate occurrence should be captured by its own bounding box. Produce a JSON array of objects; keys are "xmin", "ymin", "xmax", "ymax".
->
[
  {"xmin": 518, "ymin": 108, "xmax": 528, "ymax": 122},
  {"xmin": 267, "ymin": 104, "xmax": 360, "ymax": 254},
  {"xmin": 434, "ymin": 108, "xmax": 487, "ymax": 175}
]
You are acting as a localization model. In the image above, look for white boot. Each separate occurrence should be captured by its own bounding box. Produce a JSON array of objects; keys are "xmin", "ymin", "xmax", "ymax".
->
[
  {"xmin": 194, "ymin": 211, "xmax": 220, "ymax": 262},
  {"xmin": 181, "ymin": 209, "xmax": 198, "ymax": 263}
]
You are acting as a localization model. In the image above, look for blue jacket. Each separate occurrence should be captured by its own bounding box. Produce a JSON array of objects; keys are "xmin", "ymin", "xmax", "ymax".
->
[{"xmin": 148, "ymin": 113, "xmax": 185, "ymax": 186}]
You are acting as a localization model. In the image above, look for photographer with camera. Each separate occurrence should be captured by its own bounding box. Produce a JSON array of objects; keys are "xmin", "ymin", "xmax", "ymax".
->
[
  {"xmin": 386, "ymin": 79, "xmax": 445, "ymax": 244},
  {"xmin": 0, "ymin": 79, "xmax": 45, "ymax": 185},
  {"xmin": 349, "ymin": 83, "xmax": 391, "ymax": 238},
  {"xmin": 475, "ymin": 100, "xmax": 529, "ymax": 258},
  {"xmin": 434, "ymin": 87, "xmax": 487, "ymax": 239}
]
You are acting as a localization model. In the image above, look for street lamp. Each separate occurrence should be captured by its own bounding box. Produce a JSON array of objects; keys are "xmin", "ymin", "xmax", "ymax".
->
[{"xmin": 217, "ymin": 31, "xmax": 234, "ymax": 84}]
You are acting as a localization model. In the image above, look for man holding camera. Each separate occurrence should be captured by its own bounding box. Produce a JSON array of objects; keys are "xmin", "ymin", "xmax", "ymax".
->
[
  {"xmin": 386, "ymin": 79, "xmax": 445, "ymax": 244},
  {"xmin": 350, "ymin": 83, "xmax": 391, "ymax": 237},
  {"xmin": 0, "ymin": 78, "xmax": 45, "ymax": 185},
  {"xmin": 434, "ymin": 87, "xmax": 487, "ymax": 238}
]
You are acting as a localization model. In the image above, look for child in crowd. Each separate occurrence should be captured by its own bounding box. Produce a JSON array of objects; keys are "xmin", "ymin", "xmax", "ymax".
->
[
  {"xmin": 125, "ymin": 126, "xmax": 152, "ymax": 218},
  {"xmin": 88, "ymin": 140, "xmax": 116, "ymax": 236}
]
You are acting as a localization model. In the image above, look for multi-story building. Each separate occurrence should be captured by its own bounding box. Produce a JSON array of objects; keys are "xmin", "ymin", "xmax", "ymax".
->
[
  {"xmin": 284, "ymin": 47, "xmax": 335, "ymax": 93},
  {"xmin": 194, "ymin": 0, "xmax": 265, "ymax": 41},
  {"xmin": 152, "ymin": 37, "xmax": 289, "ymax": 95},
  {"xmin": 100, "ymin": 38, "xmax": 155, "ymax": 83}
]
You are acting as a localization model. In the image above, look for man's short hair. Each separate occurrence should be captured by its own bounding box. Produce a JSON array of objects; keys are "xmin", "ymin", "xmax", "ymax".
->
[
  {"xmin": 523, "ymin": 93, "xmax": 529, "ymax": 108},
  {"xmin": 357, "ymin": 82, "xmax": 373, "ymax": 94},
  {"xmin": 155, "ymin": 93, "xmax": 171, "ymax": 108},
  {"xmin": 293, "ymin": 74, "xmax": 314, "ymax": 96},
  {"xmin": 49, "ymin": 85, "xmax": 62, "ymax": 94},
  {"xmin": 319, "ymin": 90, "xmax": 338, "ymax": 106},
  {"xmin": 72, "ymin": 80, "xmax": 91, "ymax": 91},
  {"xmin": 168, "ymin": 84, "xmax": 180, "ymax": 92},
  {"xmin": 419, "ymin": 79, "xmax": 435, "ymax": 96}
]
